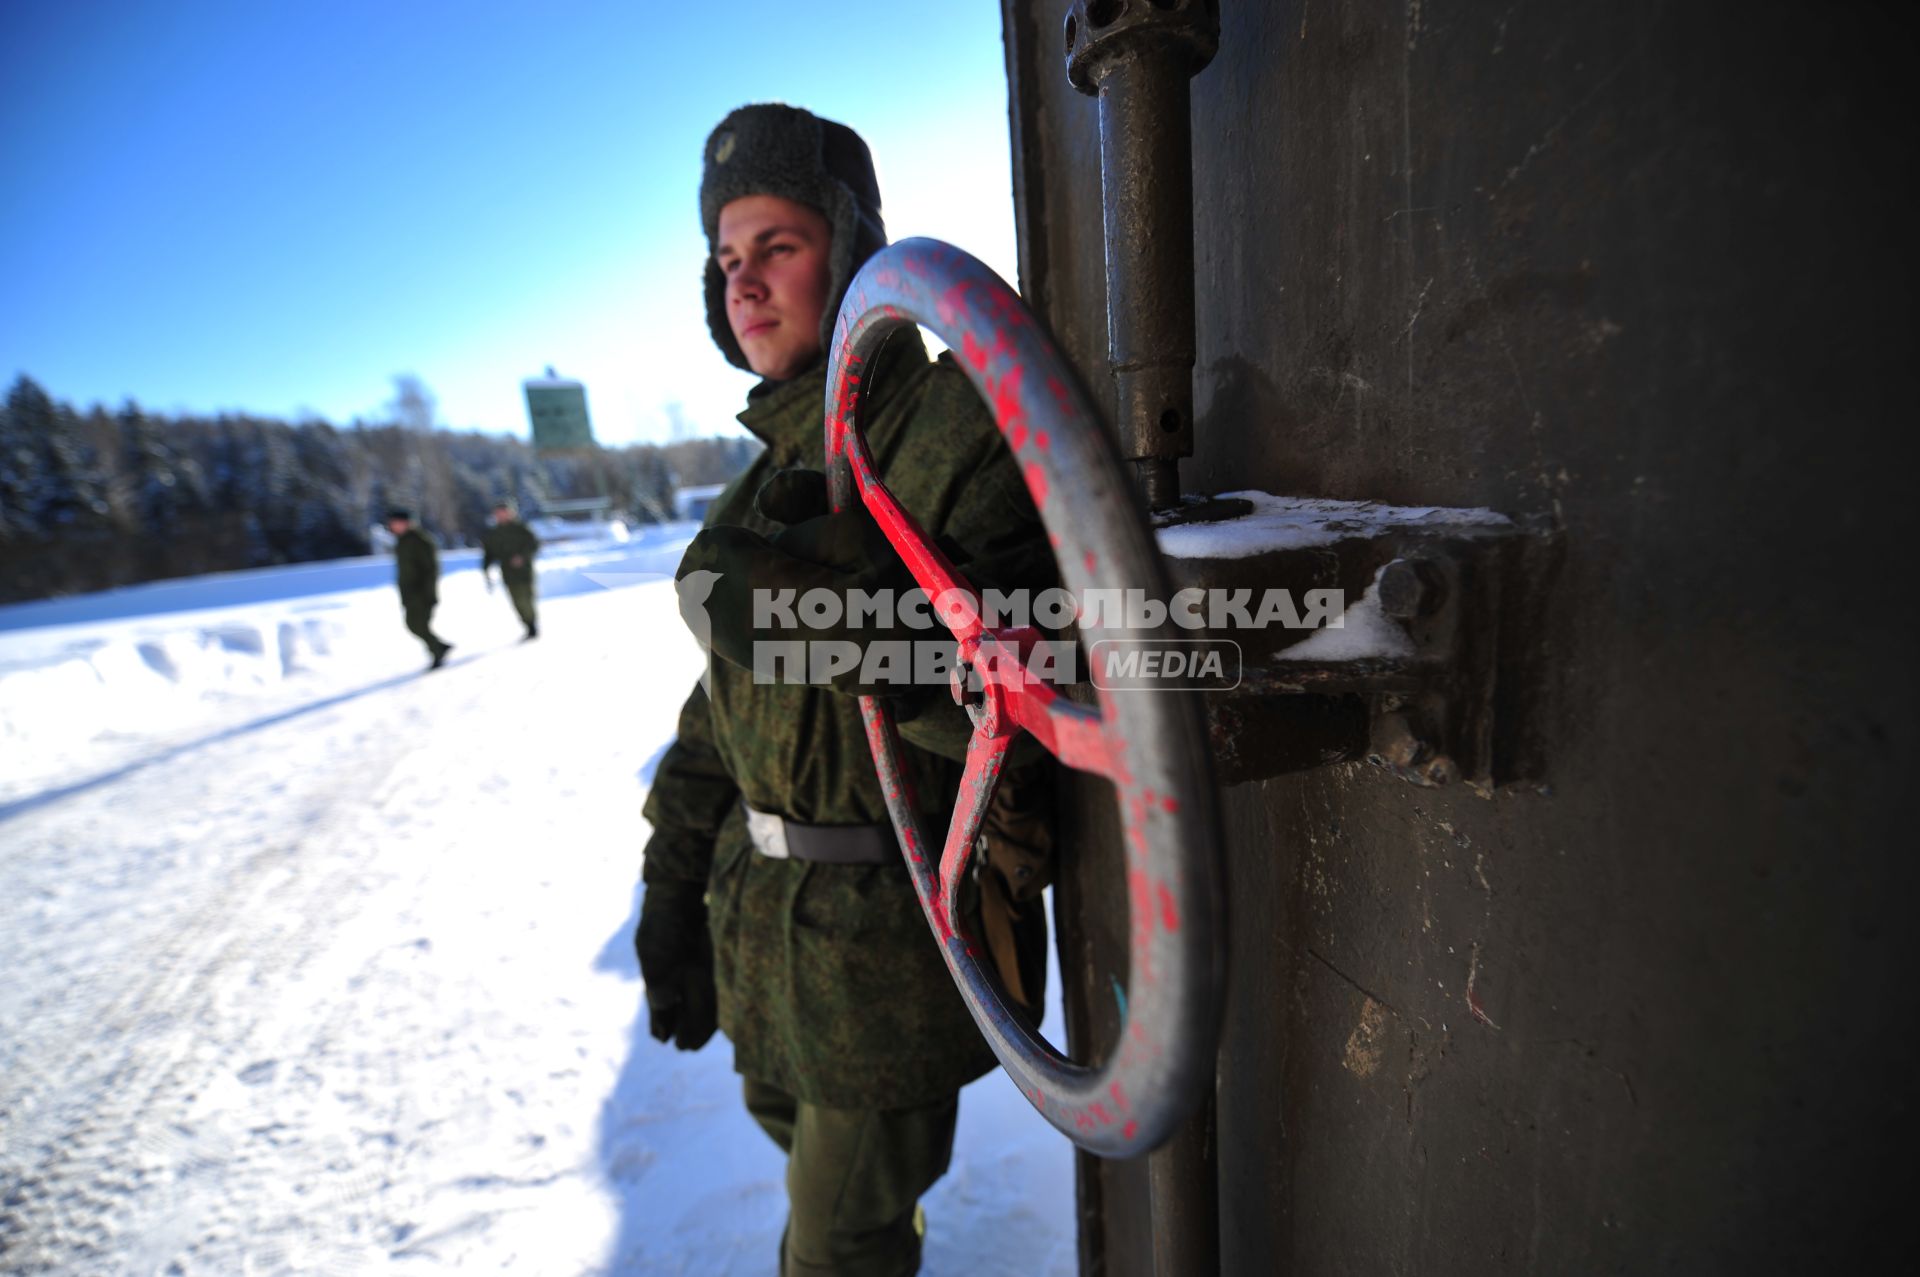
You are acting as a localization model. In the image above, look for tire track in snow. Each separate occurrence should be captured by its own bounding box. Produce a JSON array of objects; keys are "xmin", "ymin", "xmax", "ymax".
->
[{"xmin": 0, "ymin": 660, "xmax": 443, "ymax": 1273}]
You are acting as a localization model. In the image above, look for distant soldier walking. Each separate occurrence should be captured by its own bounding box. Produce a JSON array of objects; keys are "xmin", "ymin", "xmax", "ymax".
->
[
  {"xmin": 481, "ymin": 501, "xmax": 540, "ymax": 639},
  {"xmin": 388, "ymin": 508, "xmax": 453, "ymax": 669}
]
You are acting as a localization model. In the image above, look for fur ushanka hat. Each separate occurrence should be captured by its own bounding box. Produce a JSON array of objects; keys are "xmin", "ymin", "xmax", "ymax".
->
[{"xmin": 699, "ymin": 103, "xmax": 888, "ymax": 373}]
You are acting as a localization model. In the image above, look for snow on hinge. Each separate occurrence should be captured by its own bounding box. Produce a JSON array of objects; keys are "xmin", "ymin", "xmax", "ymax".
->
[
  {"xmin": 1277, "ymin": 577, "xmax": 1412, "ymax": 662},
  {"xmin": 1153, "ymin": 491, "xmax": 1511, "ymax": 561}
]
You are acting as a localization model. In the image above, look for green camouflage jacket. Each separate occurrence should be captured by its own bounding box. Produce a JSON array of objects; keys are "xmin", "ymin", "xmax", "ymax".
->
[
  {"xmin": 481, "ymin": 519, "xmax": 540, "ymax": 584},
  {"xmin": 642, "ymin": 332, "xmax": 1046, "ymax": 1109},
  {"xmin": 394, "ymin": 528, "xmax": 439, "ymax": 608}
]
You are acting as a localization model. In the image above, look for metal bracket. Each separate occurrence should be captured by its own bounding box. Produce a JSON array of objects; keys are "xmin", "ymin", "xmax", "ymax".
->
[{"xmin": 1155, "ymin": 494, "xmax": 1558, "ymax": 793}]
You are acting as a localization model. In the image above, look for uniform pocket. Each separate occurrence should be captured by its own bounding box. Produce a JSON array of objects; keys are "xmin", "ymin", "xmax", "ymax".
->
[{"xmin": 790, "ymin": 863, "xmax": 925, "ymax": 937}]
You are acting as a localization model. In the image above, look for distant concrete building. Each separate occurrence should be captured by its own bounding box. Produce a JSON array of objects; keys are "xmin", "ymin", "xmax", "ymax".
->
[
  {"xmin": 527, "ymin": 496, "xmax": 629, "ymax": 546},
  {"xmin": 523, "ymin": 366, "xmax": 594, "ymax": 452},
  {"xmin": 673, "ymin": 483, "xmax": 728, "ymax": 522}
]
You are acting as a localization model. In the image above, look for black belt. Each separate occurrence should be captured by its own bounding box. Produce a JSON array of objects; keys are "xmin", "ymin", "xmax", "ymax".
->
[{"xmin": 743, "ymin": 803, "xmax": 898, "ymax": 865}]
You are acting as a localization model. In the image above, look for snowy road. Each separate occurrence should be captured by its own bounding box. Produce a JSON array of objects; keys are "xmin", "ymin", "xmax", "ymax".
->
[{"xmin": 0, "ymin": 558, "xmax": 1072, "ymax": 1275}]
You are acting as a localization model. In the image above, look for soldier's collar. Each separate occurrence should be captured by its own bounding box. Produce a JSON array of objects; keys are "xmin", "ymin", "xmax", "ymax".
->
[{"xmin": 734, "ymin": 328, "xmax": 929, "ymax": 455}]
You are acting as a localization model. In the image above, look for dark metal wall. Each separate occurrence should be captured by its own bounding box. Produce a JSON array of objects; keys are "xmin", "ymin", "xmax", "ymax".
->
[{"xmin": 1000, "ymin": 1, "xmax": 1911, "ymax": 1271}]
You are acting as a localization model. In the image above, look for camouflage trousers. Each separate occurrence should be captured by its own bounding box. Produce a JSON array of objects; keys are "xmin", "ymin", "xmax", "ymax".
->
[
  {"xmin": 743, "ymin": 1077, "xmax": 956, "ymax": 1277},
  {"xmin": 503, "ymin": 580, "xmax": 537, "ymax": 632},
  {"xmin": 403, "ymin": 602, "xmax": 447, "ymax": 656}
]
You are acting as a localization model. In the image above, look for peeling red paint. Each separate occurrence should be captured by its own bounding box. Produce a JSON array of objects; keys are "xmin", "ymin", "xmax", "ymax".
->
[
  {"xmin": 961, "ymin": 329, "xmax": 991, "ymax": 371},
  {"xmin": 990, "ymin": 363, "xmax": 1027, "ymax": 435},
  {"xmin": 936, "ymin": 280, "xmax": 973, "ymax": 325},
  {"xmin": 832, "ymin": 367, "xmax": 865, "ymax": 444},
  {"xmin": 1158, "ymin": 881, "xmax": 1181, "ymax": 933},
  {"xmin": 1024, "ymin": 462, "xmax": 1049, "ymax": 507},
  {"xmin": 1129, "ymin": 867, "xmax": 1157, "ymax": 986}
]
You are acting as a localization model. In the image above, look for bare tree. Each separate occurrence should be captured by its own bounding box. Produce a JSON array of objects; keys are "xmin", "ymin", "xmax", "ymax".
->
[{"xmin": 387, "ymin": 374, "xmax": 437, "ymax": 433}]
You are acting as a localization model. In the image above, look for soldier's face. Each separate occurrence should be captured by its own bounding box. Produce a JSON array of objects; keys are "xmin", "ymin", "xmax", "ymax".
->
[
  {"xmin": 492, "ymin": 508, "xmax": 511, "ymax": 524},
  {"xmin": 715, "ymin": 195, "xmax": 834, "ymax": 381}
]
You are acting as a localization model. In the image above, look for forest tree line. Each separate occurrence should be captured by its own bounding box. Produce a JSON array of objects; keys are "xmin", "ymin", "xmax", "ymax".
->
[{"xmin": 0, "ymin": 375, "xmax": 759, "ymax": 605}]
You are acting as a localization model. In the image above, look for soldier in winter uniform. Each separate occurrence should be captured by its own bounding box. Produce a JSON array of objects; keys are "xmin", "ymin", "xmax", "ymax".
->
[
  {"xmin": 480, "ymin": 501, "xmax": 540, "ymax": 639},
  {"xmin": 635, "ymin": 104, "xmax": 1055, "ymax": 1276},
  {"xmin": 387, "ymin": 508, "xmax": 452, "ymax": 669}
]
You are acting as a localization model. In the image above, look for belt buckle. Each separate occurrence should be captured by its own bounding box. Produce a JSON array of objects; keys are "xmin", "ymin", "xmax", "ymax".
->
[{"xmin": 745, "ymin": 806, "xmax": 791, "ymax": 859}]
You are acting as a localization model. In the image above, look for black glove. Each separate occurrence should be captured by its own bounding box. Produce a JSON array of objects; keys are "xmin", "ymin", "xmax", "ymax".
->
[{"xmin": 634, "ymin": 881, "xmax": 717, "ymax": 1050}]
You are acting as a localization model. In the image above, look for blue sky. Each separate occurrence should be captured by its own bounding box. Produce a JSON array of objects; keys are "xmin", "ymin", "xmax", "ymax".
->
[{"xmin": 0, "ymin": 1, "xmax": 1020, "ymax": 445}]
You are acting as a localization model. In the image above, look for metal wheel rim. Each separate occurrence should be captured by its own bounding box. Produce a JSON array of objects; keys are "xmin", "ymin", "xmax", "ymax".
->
[{"xmin": 823, "ymin": 238, "xmax": 1225, "ymax": 1157}]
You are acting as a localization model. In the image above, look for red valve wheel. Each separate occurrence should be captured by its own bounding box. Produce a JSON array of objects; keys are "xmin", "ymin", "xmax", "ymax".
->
[{"xmin": 823, "ymin": 238, "xmax": 1225, "ymax": 1157}]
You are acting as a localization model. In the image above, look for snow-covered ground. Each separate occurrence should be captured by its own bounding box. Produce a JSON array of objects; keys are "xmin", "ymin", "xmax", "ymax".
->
[{"xmin": 0, "ymin": 530, "xmax": 1073, "ymax": 1276}]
